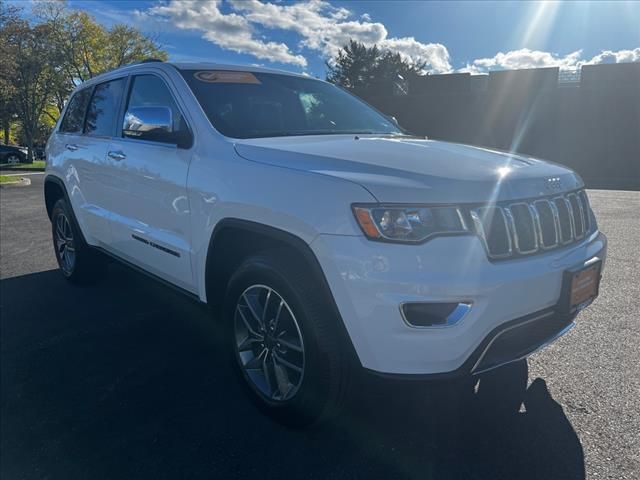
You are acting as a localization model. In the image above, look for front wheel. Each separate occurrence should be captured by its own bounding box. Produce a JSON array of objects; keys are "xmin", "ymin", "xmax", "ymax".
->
[
  {"xmin": 51, "ymin": 198, "xmax": 106, "ymax": 284},
  {"xmin": 224, "ymin": 251, "xmax": 351, "ymax": 428}
]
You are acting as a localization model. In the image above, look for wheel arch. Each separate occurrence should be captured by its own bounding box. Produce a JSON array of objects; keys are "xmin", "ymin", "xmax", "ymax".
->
[
  {"xmin": 44, "ymin": 175, "xmax": 89, "ymax": 245},
  {"xmin": 44, "ymin": 175, "xmax": 67, "ymax": 220},
  {"xmin": 204, "ymin": 218, "xmax": 360, "ymax": 366},
  {"xmin": 204, "ymin": 219, "xmax": 323, "ymax": 307}
]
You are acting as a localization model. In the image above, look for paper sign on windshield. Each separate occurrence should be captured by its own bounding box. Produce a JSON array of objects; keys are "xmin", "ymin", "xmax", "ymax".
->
[{"xmin": 194, "ymin": 71, "xmax": 261, "ymax": 84}]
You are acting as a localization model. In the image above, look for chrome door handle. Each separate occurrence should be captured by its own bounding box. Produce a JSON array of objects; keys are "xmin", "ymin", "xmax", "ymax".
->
[
  {"xmin": 108, "ymin": 150, "xmax": 126, "ymax": 161},
  {"xmin": 65, "ymin": 144, "xmax": 79, "ymax": 151}
]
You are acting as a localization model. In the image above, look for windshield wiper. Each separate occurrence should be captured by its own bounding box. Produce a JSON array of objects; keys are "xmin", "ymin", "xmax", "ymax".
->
[{"xmin": 243, "ymin": 130, "xmax": 405, "ymax": 139}]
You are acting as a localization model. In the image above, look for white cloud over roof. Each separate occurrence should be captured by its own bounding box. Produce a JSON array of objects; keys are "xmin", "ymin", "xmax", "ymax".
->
[
  {"xmin": 141, "ymin": 1, "xmax": 638, "ymax": 76},
  {"xmin": 143, "ymin": 0, "xmax": 452, "ymax": 73}
]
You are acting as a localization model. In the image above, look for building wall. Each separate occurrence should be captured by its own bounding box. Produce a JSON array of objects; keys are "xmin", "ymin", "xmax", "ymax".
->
[{"xmin": 354, "ymin": 63, "xmax": 640, "ymax": 190}]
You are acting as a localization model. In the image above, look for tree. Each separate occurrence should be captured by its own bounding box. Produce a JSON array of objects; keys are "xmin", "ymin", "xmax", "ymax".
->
[
  {"xmin": 35, "ymin": 1, "xmax": 167, "ymax": 89},
  {"xmin": 326, "ymin": 40, "xmax": 426, "ymax": 92},
  {"xmin": 105, "ymin": 25, "xmax": 168, "ymax": 70},
  {"xmin": 3, "ymin": 19, "xmax": 62, "ymax": 161},
  {"xmin": 0, "ymin": 0, "xmax": 169, "ymax": 159},
  {"xmin": 0, "ymin": 1, "xmax": 20, "ymax": 144},
  {"xmin": 326, "ymin": 40, "xmax": 382, "ymax": 89}
]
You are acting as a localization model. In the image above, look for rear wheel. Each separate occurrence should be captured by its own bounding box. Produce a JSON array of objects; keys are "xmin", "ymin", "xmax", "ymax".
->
[
  {"xmin": 224, "ymin": 251, "xmax": 351, "ymax": 428},
  {"xmin": 51, "ymin": 198, "xmax": 106, "ymax": 284}
]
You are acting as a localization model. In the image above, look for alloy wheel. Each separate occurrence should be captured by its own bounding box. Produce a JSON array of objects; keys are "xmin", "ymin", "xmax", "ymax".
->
[
  {"xmin": 55, "ymin": 213, "xmax": 76, "ymax": 274},
  {"xmin": 234, "ymin": 285, "xmax": 305, "ymax": 402}
]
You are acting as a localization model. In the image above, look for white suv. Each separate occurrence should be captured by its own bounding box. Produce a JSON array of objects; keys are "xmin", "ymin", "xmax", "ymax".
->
[{"xmin": 45, "ymin": 61, "xmax": 606, "ymax": 426}]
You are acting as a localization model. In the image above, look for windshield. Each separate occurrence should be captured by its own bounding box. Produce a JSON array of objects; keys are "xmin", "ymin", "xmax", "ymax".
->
[{"xmin": 180, "ymin": 70, "xmax": 402, "ymax": 139}]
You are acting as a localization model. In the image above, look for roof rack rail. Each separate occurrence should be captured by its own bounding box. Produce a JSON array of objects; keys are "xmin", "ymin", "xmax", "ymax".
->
[{"xmin": 139, "ymin": 58, "xmax": 164, "ymax": 64}]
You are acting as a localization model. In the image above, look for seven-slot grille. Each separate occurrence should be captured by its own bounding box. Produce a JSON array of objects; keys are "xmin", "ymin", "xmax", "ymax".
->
[{"xmin": 470, "ymin": 190, "xmax": 592, "ymax": 259}]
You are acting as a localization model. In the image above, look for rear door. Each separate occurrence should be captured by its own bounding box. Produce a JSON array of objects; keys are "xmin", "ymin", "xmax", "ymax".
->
[
  {"xmin": 75, "ymin": 78, "xmax": 126, "ymax": 244},
  {"xmin": 102, "ymin": 73, "xmax": 195, "ymax": 292},
  {"xmin": 50, "ymin": 84, "xmax": 122, "ymax": 246}
]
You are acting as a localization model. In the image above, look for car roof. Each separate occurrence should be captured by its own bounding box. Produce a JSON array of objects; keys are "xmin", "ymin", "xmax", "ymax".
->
[{"xmin": 75, "ymin": 61, "xmax": 313, "ymax": 91}]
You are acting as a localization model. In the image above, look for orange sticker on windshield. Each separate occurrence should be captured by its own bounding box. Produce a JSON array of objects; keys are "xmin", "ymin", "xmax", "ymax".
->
[{"xmin": 194, "ymin": 71, "xmax": 261, "ymax": 84}]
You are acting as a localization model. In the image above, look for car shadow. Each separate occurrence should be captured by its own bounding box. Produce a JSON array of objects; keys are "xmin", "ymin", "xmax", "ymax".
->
[{"xmin": 1, "ymin": 266, "xmax": 584, "ymax": 480}]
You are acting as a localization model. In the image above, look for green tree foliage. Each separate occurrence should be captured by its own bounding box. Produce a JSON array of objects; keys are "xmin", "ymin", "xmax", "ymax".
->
[
  {"xmin": 0, "ymin": 2, "xmax": 20, "ymax": 144},
  {"xmin": 0, "ymin": 13, "xmax": 62, "ymax": 160},
  {"xmin": 0, "ymin": 0, "xmax": 167, "ymax": 159},
  {"xmin": 106, "ymin": 25, "xmax": 168, "ymax": 70},
  {"xmin": 34, "ymin": 1, "xmax": 167, "ymax": 112},
  {"xmin": 326, "ymin": 40, "xmax": 426, "ymax": 92}
]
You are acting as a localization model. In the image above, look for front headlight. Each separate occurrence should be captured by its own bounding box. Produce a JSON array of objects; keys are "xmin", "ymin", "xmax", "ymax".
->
[{"xmin": 353, "ymin": 204, "xmax": 469, "ymax": 243}]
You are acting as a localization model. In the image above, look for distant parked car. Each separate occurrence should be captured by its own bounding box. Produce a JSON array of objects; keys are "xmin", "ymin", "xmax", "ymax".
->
[
  {"xmin": 0, "ymin": 144, "xmax": 27, "ymax": 164},
  {"xmin": 34, "ymin": 147, "xmax": 46, "ymax": 160}
]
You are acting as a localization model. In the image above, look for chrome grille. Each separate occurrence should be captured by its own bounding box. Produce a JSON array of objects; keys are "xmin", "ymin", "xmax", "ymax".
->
[
  {"xmin": 471, "ymin": 190, "xmax": 593, "ymax": 260},
  {"xmin": 470, "ymin": 207, "xmax": 512, "ymax": 258},
  {"xmin": 552, "ymin": 197, "xmax": 573, "ymax": 244}
]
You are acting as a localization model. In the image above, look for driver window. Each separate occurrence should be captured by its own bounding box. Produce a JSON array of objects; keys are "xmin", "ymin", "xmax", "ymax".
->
[{"xmin": 123, "ymin": 75, "xmax": 188, "ymax": 144}]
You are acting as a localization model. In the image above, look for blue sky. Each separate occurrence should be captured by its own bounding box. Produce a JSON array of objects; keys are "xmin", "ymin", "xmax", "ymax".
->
[{"xmin": 37, "ymin": 1, "xmax": 640, "ymax": 76}]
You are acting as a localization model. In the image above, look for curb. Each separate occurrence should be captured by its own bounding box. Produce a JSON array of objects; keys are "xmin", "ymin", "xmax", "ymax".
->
[
  {"xmin": 0, "ymin": 168, "xmax": 45, "ymax": 173},
  {"xmin": 0, "ymin": 177, "xmax": 31, "ymax": 188}
]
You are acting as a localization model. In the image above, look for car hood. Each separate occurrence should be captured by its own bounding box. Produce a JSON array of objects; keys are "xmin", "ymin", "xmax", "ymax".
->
[{"xmin": 234, "ymin": 135, "xmax": 583, "ymax": 203}]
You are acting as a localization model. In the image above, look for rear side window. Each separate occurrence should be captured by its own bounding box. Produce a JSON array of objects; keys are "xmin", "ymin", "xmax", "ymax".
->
[
  {"xmin": 59, "ymin": 89, "xmax": 91, "ymax": 134},
  {"xmin": 85, "ymin": 78, "xmax": 125, "ymax": 137}
]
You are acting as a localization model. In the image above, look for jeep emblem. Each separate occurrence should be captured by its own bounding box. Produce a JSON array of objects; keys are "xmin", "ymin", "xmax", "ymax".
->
[{"xmin": 545, "ymin": 177, "xmax": 563, "ymax": 193}]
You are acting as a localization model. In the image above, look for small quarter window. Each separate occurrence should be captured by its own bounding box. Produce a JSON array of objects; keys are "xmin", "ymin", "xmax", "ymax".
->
[
  {"xmin": 59, "ymin": 89, "xmax": 91, "ymax": 134},
  {"xmin": 85, "ymin": 78, "xmax": 125, "ymax": 137}
]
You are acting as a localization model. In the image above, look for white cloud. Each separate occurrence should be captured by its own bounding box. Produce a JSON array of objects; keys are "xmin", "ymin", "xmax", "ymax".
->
[
  {"xmin": 140, "ymin": 1, "xmax": 638, "ymax": 75},
  {"xmin": 146, "ymin": 0, "xmax": 307, "ymax": 66},
  {"xmin": 461, "ymin": 47, "xmax": 640, "ymax": 73},
  {"xmin": 380, "ymin": 38, "xmax": 451, "ymax": 73},
  {"xmin": 466, "ymin": 48, "xmax": 583, "ymax": 72},
  {"xmin": 583, "ymin": 48, "xmax": 640, "ymax": 65},
  {"xmin": 142, "ymin": 0, "xmax": 452, "ymax": 72}
]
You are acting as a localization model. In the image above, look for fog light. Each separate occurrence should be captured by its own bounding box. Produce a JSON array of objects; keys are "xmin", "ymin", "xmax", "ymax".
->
[{"xmin": 401, "ymin": 302, "xmax": 472, "ymax": 327}]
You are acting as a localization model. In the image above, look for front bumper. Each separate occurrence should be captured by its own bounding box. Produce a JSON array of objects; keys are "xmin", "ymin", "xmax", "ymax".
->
[{"xmin": 310, "ymin": 230, "xmax": 607, "ymax": 376}]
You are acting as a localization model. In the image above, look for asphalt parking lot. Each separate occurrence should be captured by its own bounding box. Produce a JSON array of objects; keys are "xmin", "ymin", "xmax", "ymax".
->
[{"xmin": 1, "ymin": 174, "xmax": 638, "ymax": 480}]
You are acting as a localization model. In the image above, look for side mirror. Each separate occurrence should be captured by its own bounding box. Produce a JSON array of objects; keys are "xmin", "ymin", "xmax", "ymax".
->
[
  {"xmin": 123, "ymin": 106, "xmax": 173, "ymax": 140},
  {"xmin": 123, "ymin": 106, "xmax": 192, "ymax": 148}
]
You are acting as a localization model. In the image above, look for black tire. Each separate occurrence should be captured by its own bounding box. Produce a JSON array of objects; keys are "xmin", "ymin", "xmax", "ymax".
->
[
  {"xmin": 475, "ymin": 359, "xmax": 528, "ymax": 418},
  {"xmin": 224, "ymin": 250, "xmax": 351, "ymax": 428},
  {"xmin": 51, "ymin": 198, "xmax": 106, "ymax": 284},
  {"xmin": 6, "ymin": 153, "xmax": 22, "ymax": 164}
]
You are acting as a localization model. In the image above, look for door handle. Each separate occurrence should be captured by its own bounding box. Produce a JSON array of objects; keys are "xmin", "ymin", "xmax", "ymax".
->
[
  {"xmin": 65, "ymin": 144, "xmax": 79, "ymax": 151},
  {"xmin": 108, "ymin": 150, "xmax": 126, "ymax": 161}
]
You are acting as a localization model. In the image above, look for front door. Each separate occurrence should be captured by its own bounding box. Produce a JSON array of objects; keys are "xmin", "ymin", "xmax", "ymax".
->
[{"xmin": 102, "ymin": 73, "xmax": 195, "ymax": 292}]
